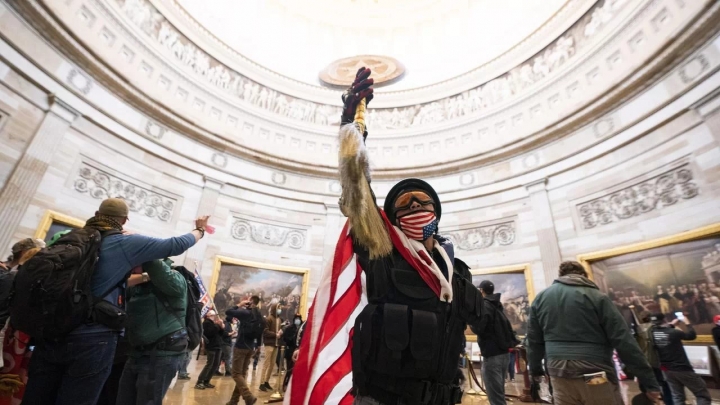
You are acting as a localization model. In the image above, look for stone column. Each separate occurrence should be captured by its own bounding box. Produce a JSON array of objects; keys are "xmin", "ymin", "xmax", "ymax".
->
[
  {"xmin": 183, "ymin": 176, "xmax": 224, "ymax": 278},
  {"xmin": 525, "ymin": 178, "xmax": 563, "ymax": 286},
  {"xmin": 0, "ymin": 95, "xmax": 78, "ymax": 251}
]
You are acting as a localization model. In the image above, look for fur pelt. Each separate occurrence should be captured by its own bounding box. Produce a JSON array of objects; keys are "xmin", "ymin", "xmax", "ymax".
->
[{"xmin": 338, "ymin": 123, "xmax": 392, "ymax": 259}]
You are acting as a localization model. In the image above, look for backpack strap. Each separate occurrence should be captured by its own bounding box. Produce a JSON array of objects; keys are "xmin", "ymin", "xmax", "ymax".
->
[{"xmin": 149, "ymin": 284, "xmax": 185, "ymax": 331}]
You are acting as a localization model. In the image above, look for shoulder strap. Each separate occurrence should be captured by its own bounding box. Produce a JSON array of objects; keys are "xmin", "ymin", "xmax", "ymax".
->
[{"xmin": 150, "ymin": 284, "xmax": 185, "ymax": 330}]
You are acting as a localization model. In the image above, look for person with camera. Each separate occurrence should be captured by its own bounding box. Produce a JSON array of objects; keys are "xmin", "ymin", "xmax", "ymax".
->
[{"xmin": 650, "ymin": 312, "xmax": 711, "ymax": 405}]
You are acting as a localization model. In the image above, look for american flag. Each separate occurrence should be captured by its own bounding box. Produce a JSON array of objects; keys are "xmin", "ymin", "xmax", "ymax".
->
[
  {"xmin": 194, "ymin": 265, "xmax": 213, "ymax": 317},
  {"xmin": 285, "ymin": 210, "xmax": 452, "ymax": 404}
]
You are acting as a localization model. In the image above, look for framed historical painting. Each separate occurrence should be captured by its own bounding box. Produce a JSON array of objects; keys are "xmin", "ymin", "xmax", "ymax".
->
[
  {"xmin": 210, "ymin": 256, "xmax": 310, "ymax": 321},
  {"xmin": 578, "ymin": 223, "xmax": 720, "ymax": 344},
  {"xmin": 466, "ymin": 263, "xmax": 534, "ymax": 342},
  {"xmin": 34, "ymin": 210, "xmax": 85, "ymax": 242}
]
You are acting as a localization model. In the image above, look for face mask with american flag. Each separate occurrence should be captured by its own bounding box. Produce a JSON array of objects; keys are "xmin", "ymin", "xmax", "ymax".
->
[{"xmin": 397, "ymin": 210, "xmax": 438, "ymax": 240}]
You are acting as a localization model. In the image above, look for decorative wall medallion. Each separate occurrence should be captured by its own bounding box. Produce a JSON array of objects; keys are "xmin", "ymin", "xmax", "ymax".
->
[
  {"xmin": 319, "ymin": 55, "xmax": 405, "ymax": 88},
  {"xmin": 679, "ymin": 54, "xmax": 709, "ymax": 83},
  {"xmin": 459, "ymin": 173, "xmax": 475, "ymax": 186},
  {"xmin": 67, "ymin": 69, "xmax": 93, "ymax": 94},
  {"xmin": 329, "ymin": 181, "xmax": 342, "ymax": 194},
  {"xmin": 577, "ymin": 164, "xmax": 699, "ymax": 230},
  {"xmin": 73, "ymin": 162, "xmax": 177, "ymax": 221},
  {"xmin": 445, "ymin": 220, "xmax": 516, "ymax": 251},
  {"xmin": 522, "ymin": 153, "xmax": 539, "ymax": 169},
  {"xmin": 271, "ymin": 172, "xmax": 286, "ymax": 185},
  {"xmin": 211, "ymin": 153, "xmax": 227, "ymax": 168},
  {"xmin": 230, "ymin": 217, "xmax": 306, "ymax": 250},
  {"xmin": 145, "ymin": 120, "xmax": 166, "ymax": 139},
  {"xmin": 593, "ymin": 117, "xmax": 615, "ymax": 138}
]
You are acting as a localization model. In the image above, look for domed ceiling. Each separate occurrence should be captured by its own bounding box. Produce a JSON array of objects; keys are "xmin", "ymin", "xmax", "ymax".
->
[{"xmin": 174, "ymin": 0, "xmax": 570, "ymax": 90}]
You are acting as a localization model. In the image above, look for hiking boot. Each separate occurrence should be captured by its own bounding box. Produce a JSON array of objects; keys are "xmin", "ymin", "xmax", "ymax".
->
[
  {"xmin": 245, "ymin": 397, "xmax": 257, "ymax": 405},
  {"xmin": 204, "ymin": 382, "xmax": 216, "ymax": 389},
  {"xmin": 177, "ymin": 374, "xmax": 191, "ymax": 380},
  {"xmin": 259, "ymin": 382, "xmax": 271, "ymax": 392},
  {"xmin": 194, "ymin": 383, "xmax": 206, "ymax": 390}
]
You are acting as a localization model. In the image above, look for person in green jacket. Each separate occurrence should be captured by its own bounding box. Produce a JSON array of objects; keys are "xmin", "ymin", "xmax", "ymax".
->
[
  {"xmin": 526, "ymin": 261, "xmax": 661, "ymax": 405},
  {"xmin": 117, "ymin": 259, "xmax": 189, "ymax": 404}
]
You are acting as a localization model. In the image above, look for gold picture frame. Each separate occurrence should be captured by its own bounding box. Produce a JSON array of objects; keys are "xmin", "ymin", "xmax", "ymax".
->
[
  {"xmin": 210, "ymin": 256, "xmax": 310, "ymax": 318},
  {"xmin": 466, "ymin": 263, "xmax": 534, "ymax": 342},
  {"xmin": 34, "ymin": 210, "xmax": 85, "ymax": 241},
  {"xmin": 578, "ymin": 223, "xmax": 720, "ymax": 344}
]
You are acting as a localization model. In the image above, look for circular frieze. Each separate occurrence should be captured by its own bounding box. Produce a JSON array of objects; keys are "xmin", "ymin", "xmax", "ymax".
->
[{"xmin": 319, "ymin": 55, "xmax": 405, "ymax": 88}]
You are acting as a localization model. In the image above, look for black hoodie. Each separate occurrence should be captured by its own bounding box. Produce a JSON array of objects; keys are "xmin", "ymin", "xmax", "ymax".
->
[{"xmin": 470, "ymin": 293, "xmax": 507, "ymax": 358}]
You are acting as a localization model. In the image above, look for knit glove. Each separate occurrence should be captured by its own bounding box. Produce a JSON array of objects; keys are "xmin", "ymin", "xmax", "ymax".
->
[{"xmin": 341, "ymin": 67, "xmax": 374, "ymax": 126}]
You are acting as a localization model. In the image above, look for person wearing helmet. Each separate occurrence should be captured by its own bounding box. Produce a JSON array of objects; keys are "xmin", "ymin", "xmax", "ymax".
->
[{"xmin": 336, "ymin": 68, "xmax": 484, "ymax": 405}]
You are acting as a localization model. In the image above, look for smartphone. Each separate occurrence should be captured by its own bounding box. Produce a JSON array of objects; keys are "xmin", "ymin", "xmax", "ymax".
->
[{"xmin": 675, "ymin": 311, "xmax": 685, "ymax": 321}]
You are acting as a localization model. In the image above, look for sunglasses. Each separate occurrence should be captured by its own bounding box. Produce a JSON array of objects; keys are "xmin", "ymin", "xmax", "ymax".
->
[{"xmin": 393, "ymin": 191, "xmax": 435, "ymax": 212}]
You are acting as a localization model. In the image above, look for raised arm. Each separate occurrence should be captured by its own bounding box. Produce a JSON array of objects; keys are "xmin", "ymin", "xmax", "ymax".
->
[
  {"xmin": 338, "ymin": 67, "xmax": 391, "ymax": 259},
  {"xmin": 123, "ymin": 216, "xmax": 210, "ymax": 266}
]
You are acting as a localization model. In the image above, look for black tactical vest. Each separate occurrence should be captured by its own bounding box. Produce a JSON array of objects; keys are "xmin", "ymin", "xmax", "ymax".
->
[{"xmin": 351, "ymin": 247, "xmax": 483, "ymax": 405}]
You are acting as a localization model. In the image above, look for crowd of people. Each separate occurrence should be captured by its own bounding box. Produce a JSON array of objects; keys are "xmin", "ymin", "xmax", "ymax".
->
[
  {"xmin": 1, "ymin": 66, "xmax": 718, "ymax": 405},
  {"xmin": 608, "ymin": 282, "xmax": 720, "ymax": 326}
]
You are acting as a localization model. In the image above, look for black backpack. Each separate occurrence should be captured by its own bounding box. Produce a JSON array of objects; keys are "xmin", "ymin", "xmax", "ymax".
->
[
  {"xmin": 9, "ymin": 228, "xmax": 119, "ymax": 340},
  {"xmin": 241, "ymin": 307, "xmax": 264, "ymax": 341},
  {"xmin": 492, "ymin": 305, "xmax": 520, "ymax": 351},
  {"xmin": 169, "ymin": 266, "xmax": 204, "ymax": 351}
]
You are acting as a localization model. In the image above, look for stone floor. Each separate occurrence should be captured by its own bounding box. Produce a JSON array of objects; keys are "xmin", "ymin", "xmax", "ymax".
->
[{"xmin": 163, "ymin": 355, "xmax": 720, "ymax": 404}]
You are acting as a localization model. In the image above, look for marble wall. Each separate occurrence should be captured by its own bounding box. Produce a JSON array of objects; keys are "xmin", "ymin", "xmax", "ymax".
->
[{"xmin": 0, "ymin": 0, "xmax": 720, "ymax": 313}]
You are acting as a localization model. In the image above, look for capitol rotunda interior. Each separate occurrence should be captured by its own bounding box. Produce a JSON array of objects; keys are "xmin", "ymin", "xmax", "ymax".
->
[{"xmin": 1, "ymin": 0, "xmax": 720, "ymax": 403}]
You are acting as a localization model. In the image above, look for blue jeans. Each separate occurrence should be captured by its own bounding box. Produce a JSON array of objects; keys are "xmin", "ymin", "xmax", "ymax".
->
[
  {"xmin": 482, "ymin": 353, "xmax": 509, "ymax": 405},
  {"xmin": 116, "ymin": 354, "xmax": 182, "ymax": 404},
  {"xmin": 23, "ymin": 332, "xmax": 118, "ymax": 405},
  {"xmin": 507, "ymin": 351, "xmax": 516, "ymax": 380},
  {"xmin": 178, "ymin": 350, "xmax": 192, "ymax": 376}
]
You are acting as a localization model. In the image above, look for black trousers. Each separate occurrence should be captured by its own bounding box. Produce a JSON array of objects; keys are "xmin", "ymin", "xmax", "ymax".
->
[{"xmin": 198, "ymin": 349, "xmax": 221, "ymax": 384}]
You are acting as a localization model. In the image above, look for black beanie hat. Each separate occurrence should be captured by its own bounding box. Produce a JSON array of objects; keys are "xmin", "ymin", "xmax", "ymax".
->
[{"xmin": 384, "ymin": 178, "xmax": 441, "ymax": 225}]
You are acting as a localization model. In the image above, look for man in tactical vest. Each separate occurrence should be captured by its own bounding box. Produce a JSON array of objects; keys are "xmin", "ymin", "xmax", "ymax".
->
[{"xmin": 338, "ymin": 67, "xmax": 485, "ymax": 405}]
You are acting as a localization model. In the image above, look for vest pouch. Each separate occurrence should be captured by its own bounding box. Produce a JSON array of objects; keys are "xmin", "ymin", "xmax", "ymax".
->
[
  {"xmin": 410, "ymin": 309, "xmax": 438, "ymax": 378},
  {"xmin": 352, "ymin": 304, "xmax": 376, "ymax": 391},
  {"xmin": 381, "ymin": 304, "xmax": 409, "ymax": 375},
  {"xmin": 389, "ymin": 266, "xmax": 436, "ymax": 305}
]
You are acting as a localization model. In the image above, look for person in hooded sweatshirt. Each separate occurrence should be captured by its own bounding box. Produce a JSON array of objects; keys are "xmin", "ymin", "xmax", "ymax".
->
[
  {"xmin": 526, "ymin": 261, "xmax": 661, "ymax": 405},
  {"xmin": 470, "ymin": 280, "xmax": 513, "ymax": 405}
]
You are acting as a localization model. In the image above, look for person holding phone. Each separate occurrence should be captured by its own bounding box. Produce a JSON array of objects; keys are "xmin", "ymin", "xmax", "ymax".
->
[{"xmin": 650, "ymin": 313, "xmax": 711, "ymax": 405}]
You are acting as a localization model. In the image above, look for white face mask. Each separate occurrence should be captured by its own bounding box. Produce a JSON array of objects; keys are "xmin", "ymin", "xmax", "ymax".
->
[
  {"xmin": 276, "ymin": 309, "xmax": 282, "ymax": 315},
  {"xmin": 294, "ymin": 319, "xmax": 301, "ymax": 326}
]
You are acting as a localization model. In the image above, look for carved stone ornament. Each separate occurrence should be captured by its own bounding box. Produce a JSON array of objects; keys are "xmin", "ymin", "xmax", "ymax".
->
[
  {"xmin": 67, "ymin": 69, "xmax": 93, "ymax": 95},
  {"xmin": 320, "ymin": 55, "xmax": 405, "ymax": 87},
  {"xmin": 145, "ymin": 120, "xmax": 166, "ymax": 139},
  {"xmin": 577, "ymin": 165, "xmax": 700, "ymax": 230},
  {"xmin": 115, "ymin": 0, "xmax": 630, "ymax": 130},
  {"xmin": 230, "ymin": 218, "xmax": 306, "ymax": 250},
  {"xmin": 73, "ymin": 162, "xmax": 177, "ymax": 221},
  {"xmin": 444, "ymin": 221, "xmax": 516, "ymax": 251}
]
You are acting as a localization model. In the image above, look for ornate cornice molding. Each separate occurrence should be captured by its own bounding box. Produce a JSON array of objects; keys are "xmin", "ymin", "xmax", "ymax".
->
[{"xmin": 5, "ymin": 0, "xmax": 719, "ymax": 183}]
